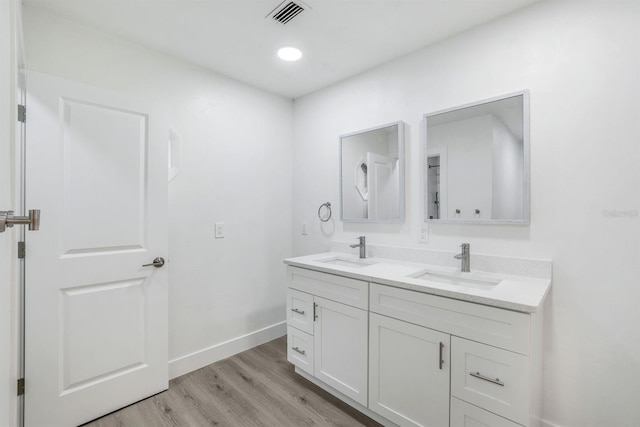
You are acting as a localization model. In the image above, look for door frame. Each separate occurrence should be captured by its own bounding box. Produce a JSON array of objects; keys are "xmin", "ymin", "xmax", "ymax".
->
[{"xmin": 1, "ymin": 0, "xmax": 25, "ymax": 426}]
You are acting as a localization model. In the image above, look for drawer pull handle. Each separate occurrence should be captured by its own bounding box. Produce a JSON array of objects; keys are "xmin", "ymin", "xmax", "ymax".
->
[
  {"xmin": 470, "ymin": 371, "xmax": 504, "ymax": 387},
  {"xmin": 290, "ymin": 308, "xmax": 305, "ymax": 315},
  {"xmin": 292, "ymin": 346, "xmax": 306, "ymax": 355}
]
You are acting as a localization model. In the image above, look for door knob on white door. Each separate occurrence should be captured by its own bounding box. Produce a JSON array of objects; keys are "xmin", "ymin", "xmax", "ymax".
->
[
  {"xmin": 142, "ymin": 257, "xmax": 165, "ymax": 268},
  {"xmin": 0, "ymin": 209, "xmax": 41, "ymax": 233}
]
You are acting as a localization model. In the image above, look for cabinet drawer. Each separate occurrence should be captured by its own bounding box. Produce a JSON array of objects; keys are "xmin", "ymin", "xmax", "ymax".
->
[
  {"xmin": 288, "ymin": 266, "xmax": 368, "ymax": 310},
  {"xmin": 451, "ymin": 397, "xmax": 521, "ymax": 427},
  {"xmin": 370, "ymin": 283, "xmax": 530, "ymax": 354},
  {"xmin": 451, "ymin": 337, "xmax": 529, "ymax": 425},
  {"xmin": 287, "ymin": 288, "xmax": 314, "ymax": 335},
  {"xmin": 287, "ymin": 326, "xmax": 314, "ymax": 375}
]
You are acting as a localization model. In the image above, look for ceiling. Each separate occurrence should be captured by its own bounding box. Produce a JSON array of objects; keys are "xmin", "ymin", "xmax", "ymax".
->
[{"xmin": 23, "ymin": 0, "xmax": 538, "ymax": 99}]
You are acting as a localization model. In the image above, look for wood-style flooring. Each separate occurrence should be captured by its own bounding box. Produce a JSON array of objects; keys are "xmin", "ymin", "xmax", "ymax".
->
[{"xmin": 82, "ymin": 336, "xmax": 382, "ymax": 427}]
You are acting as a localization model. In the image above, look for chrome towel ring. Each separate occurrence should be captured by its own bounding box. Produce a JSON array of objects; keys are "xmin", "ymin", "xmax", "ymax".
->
[{"xmin": 318, "ymin": 202, "xmax": 332, "ymax": 222}]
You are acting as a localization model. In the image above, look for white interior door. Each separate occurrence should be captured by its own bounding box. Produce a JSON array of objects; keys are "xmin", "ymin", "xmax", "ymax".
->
[
  {"xmin": 24, "ymin": 71, "xmax": 168, "ymax": 427},
  {"xmin": 367, "ymin": 152, "xmax": 397, "ymax": 219}
]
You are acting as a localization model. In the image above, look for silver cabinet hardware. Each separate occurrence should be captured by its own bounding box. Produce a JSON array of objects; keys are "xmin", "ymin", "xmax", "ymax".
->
[
  {"xmin": 142, "ymin": 257, "xmax": 165, "ymax": 268},
  {"xmin": 469, "ymin": 371, "xmax": 504, "ymax": 386},
  {"xmin": 313, "ymin": 302, "xmax": 318, "ymax": 321},
  {"xmin": 291, "ymin": 346, "xmax": 306, "ymax": 355},
  {"xmin": 0, "ymin": 209, "xmax": 40, "ymax": 233},
  {"xmin": 439, "ymin": 342, "xmax": 444, "ymax": 370},
  {"xmin": 290, "ymin": 308, "xmax": 305, "ymax": 315}
]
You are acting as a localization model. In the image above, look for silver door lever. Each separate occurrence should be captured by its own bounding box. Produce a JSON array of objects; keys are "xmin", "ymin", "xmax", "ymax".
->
[
  {"xmin": 142, "ymin": 257, "xmax": 165, "ymax": 268},
  {"xmin": 0, "ymin": 209, "xmax": 40, "ymax": 233}
]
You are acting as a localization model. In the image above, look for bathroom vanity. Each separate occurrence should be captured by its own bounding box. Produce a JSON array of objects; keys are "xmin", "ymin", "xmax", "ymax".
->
[{"xmin": 283, "ymin": 250, "xmax": 550, "ymax": 427}]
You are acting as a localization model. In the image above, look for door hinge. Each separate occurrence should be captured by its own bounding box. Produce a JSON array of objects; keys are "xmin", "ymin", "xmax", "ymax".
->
[
  {"xmin": 17, "ymin": 104, "xmax": 26, "ymax": 123},
  {"xmin": 18, "ymin": 241, "xmax": 25, "ymax": 259},
  {"xmin": 17, "ymin": 378, "xmax": 24, "ymax": 396}
]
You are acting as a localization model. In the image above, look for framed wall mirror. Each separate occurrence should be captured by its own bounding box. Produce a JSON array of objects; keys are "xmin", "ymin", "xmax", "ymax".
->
[
  {"xmin": 424, "ymin": 91, "xmax": 529, "ymax": 224},
  {"xmin": 340, "ymin": 121, "xmax": 405, "ymax": 222}
]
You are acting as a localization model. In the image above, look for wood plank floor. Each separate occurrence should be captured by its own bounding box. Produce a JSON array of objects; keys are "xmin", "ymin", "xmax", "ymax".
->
[{"xmin": 82, "ymin": 336, "xmax": 382, "ymax": 427}]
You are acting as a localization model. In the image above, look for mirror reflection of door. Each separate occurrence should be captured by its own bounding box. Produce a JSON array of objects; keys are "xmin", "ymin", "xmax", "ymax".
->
[
  {"xmin": 340, "ymin": 122, "xmax": 405, "ymax": 222},
  {"xmin": 367, "ymin": 152, "xmax": 399, "ymax": 219}
]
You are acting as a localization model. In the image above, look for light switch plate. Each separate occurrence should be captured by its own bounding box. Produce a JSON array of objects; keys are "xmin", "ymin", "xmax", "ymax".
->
[
  {"xmin": 418, "ymin": 223, "xmax": 429, "ymax": 243},
  {"xmin": 215, "ymin": 222, "xmax": 225, "ymax": 238}
]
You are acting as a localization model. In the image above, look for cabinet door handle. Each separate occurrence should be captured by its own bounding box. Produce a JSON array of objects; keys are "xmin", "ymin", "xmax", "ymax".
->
[
  {"xmin": 291, "ymin": 346, "xmax": 306, "ymax": 355},
  {"xmin": 469, "ymin": 371, "xmax": 504, "ymax": 387},
  {"xmin": 439, "ymin": 342, "xmax": 444, "ymax": 370},
  {"xmin": 313, "ymin": 303, "xmax": 318, "ymax": 321},
  {"xmin": 290, "ymin": 308, "xmax": 305, "ymax": 315}
]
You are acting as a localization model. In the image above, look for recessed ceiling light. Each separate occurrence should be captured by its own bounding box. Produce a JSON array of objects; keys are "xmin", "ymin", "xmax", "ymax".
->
[{"xmin": 277, "ymin": 47, "xmax": 302, "ymax": 61}]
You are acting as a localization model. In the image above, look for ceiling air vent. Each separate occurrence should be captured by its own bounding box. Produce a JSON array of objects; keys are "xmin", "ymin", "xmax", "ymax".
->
[{"xmin": 267, "ymin": 1, "xmax": 309, "ymax": 25}]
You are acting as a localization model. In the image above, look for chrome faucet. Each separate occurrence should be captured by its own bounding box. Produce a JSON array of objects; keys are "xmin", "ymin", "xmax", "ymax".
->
[
  {"xmin": 350, "ymin": 236, "xmax": 366, "ymax": 259},
  {"xmin": 454, "ymin": 243, "xmax": 470, "ymax": 272}
]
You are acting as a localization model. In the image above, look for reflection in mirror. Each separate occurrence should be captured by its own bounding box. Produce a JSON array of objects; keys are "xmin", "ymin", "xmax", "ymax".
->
[
  {"xmin": 340, "ymin": 122, "xmax": 405, "ymax": 222},
  {"xmin": 424, "ymin": 91, "xmax": 529, "ymax": 224}
]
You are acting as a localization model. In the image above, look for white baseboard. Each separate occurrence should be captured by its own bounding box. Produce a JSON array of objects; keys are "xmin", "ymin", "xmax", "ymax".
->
[{"xmin": 168, "ymin": 321, "xmax": 287, "ymax": 379}]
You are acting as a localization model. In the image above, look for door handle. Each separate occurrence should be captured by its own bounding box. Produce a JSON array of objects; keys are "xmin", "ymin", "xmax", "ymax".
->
[
  {"xmin": 142, "ymin": 257, "xmax": 165, "ymax": 268},
  {"xmin": 0, "ymin": 209, "xmax": 40, "ymax": 233}
]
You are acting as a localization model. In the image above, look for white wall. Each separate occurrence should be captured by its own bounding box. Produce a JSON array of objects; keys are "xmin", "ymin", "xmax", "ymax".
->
[
  {"xmin": 292, "ymin": 1, "xmax": 640, "ymax": 426},
  {"xmin": 22, "ymin": 6, "xmax": 293, "ymax": 378}
]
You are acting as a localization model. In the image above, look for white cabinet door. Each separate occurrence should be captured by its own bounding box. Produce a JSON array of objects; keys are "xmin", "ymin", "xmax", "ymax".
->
[
  {"xmin": 369, "ymin": 313, "xmax": 450, "ymax": 427},
  {"xmin": 25, "ymin": 71, "xmax": 168, "ymax": 427},
  {"xmin": 314, "ymin": 296, "xmax": 368, "ymax": 406}
]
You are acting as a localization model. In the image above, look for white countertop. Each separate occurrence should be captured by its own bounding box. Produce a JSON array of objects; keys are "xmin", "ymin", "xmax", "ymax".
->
[{"xmin": 284, "ymin": 252, "xmax": 551, "ymax": 313}]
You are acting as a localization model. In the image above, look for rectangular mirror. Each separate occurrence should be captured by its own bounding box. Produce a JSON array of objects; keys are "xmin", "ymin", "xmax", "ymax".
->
[
  {"xmin": 424, "ymin": 91, "xmax": 529, "ymax": 224},
  {"xmin": 340, "ymin": 121, "xmax": 405, "ymax": 222}
]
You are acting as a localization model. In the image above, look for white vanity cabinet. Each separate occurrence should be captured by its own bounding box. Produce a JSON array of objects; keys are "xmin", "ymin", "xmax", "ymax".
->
[
  {"xmin": 285, "ymin": 267, "xmax": 369, "ymax": 407},
  {"xmin": 285, "ymin": 262, "xmax": 545, "ymax": 427}
]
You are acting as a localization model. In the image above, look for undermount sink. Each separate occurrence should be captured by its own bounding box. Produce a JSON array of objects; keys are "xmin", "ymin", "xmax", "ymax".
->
[
  {"xmin": 408, "ymin": 269, "xmax": 502, "ymax": 290},
  {"xmin": 317, "ymin": 256, "xmax": 376, "ymax": 269}
]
